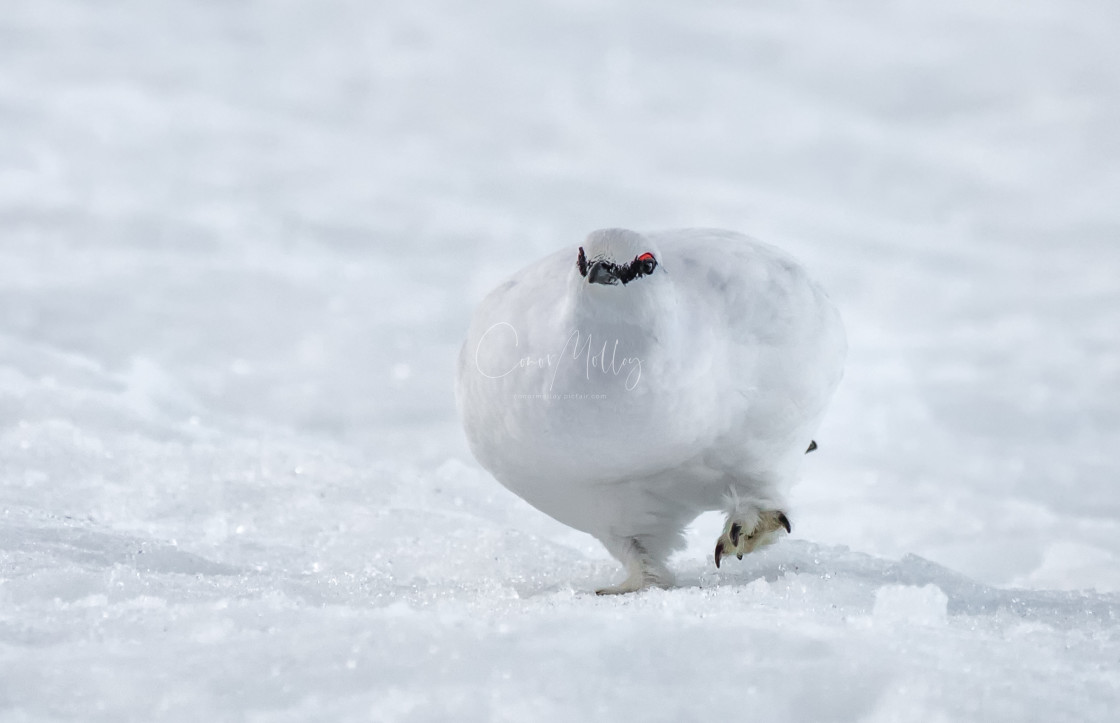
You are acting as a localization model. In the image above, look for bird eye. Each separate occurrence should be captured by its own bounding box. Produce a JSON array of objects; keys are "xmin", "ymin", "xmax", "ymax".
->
[{"xmin": 636, "ymin": 252, "xmax": 657, "ymax": 275}]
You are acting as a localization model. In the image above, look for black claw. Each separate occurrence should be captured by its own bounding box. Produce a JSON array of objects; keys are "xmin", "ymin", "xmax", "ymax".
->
[
  {"xmin": 806, "ymin": 440, "xmax": 818, "ymax": 454},
  {"xmin": 777, "ymin": 511, "xmax": 791, "ymax": 534},
  {"xmin": 736, "ymin": 552, "xmax": 743, "ymax": 560},
  {"xmin": 714, "ymin": 541, "xmax": 724, "ymax": 568},
  {"xmin": 729, "ymin": 522, "xmax": 742, "ymax": 546}
]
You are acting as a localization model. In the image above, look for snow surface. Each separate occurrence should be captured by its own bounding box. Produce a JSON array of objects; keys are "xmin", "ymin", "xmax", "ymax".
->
[{"xmin": 2, "ymin": 0, "xmax": 1119, "ymax": 720}]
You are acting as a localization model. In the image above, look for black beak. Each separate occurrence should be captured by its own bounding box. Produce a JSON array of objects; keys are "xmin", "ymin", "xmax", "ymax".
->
[{"xmin": 587, "ymin": 260, "xmax": 619, "ymax": 285}]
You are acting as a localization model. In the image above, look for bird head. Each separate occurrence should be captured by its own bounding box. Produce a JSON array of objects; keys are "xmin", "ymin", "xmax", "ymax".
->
[{"xmin": 575, "ymin": 228, "xmax": 661, "ymax": 288}]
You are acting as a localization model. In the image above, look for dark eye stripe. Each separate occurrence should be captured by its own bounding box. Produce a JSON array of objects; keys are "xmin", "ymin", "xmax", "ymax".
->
[{"xmin": 614, "ymin": 253, "xmax": 657, "ymax": 285}]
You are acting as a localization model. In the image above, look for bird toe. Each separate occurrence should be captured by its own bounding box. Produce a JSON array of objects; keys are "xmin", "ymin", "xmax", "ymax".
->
[{"xmin": 713, "ymin": 509, "xmax": 792, "ymax": 568}]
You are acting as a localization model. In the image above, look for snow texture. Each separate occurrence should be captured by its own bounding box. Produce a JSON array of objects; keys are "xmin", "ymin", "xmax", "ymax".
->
[{"xmin": 1, "ymin": 0, "xmax": 1118, "ymax": 721}]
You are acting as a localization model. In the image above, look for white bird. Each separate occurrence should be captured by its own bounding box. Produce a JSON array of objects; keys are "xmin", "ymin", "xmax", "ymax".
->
[{"xmin": 456, "ymin": 228, "xmax": 846, "ymax": 594}]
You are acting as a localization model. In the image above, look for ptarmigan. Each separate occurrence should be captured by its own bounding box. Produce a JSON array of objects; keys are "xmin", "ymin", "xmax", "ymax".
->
[{"xmin": 456, "ymin": 228, "xmax": 846, "ymax": 594}]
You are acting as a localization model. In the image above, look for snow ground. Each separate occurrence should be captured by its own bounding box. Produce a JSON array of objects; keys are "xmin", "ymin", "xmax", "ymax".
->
[{"xmin": 2, "ymin": 0, "xmax": 1119, "ymax": 720}]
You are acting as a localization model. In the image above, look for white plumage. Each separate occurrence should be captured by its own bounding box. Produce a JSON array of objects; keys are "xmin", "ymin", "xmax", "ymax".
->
[{"xmin": 456, "ymin": 228, "xmax": 846, "ymax": 593}]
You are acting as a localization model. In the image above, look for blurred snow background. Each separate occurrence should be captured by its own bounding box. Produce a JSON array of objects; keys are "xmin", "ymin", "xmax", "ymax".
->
[{"xmin": 1, "ymin": 0, "xmax": 1119, "ymax": 720}]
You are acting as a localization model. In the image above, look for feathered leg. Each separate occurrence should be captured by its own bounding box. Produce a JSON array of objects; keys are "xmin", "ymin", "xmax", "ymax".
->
[{"xmin": 596, "ymin": 535, "xmax": 675, "ymax": 595}]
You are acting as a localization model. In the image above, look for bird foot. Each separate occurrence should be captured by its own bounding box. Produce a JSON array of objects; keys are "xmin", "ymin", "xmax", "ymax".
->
[
  {"xmin": 595, "ymin": 581, "xmax": 641, "ymax": 596},
  {"xmin": 713, "ymin": 509, "xmax": 791, "ymax": 568},
  {"xmin": 596, "ymin": 539, "xmax": 675, "ymax": 595},
  {"xmin": 595, "ymin": 564, "xmax": 674, "ymax": 595}
]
